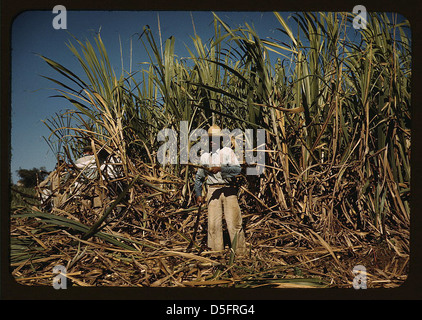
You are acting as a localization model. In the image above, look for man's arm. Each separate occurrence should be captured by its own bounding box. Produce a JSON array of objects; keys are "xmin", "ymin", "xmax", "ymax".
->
[
  {"xmin": 220, "ymin": 164, "xmax": 241, "ymax": 178},
  {"xmin": 194, "ymin": 168, "xmax": 206, "ymax": 198},
  {"xmin": 220, "ymin": 148, "xmax": 241, "ymax": 178}
]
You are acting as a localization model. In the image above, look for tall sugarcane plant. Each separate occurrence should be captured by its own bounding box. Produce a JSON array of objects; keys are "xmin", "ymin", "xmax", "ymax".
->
[{"xmin": 40, "ymin": 11, "xmax": 410, "ymax": 242}]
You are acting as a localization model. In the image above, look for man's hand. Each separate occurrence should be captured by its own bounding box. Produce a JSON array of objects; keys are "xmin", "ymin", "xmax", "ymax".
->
[
  {"xmin": 197, "ymin": 196, "xmax": 205, "ymax": 205},
  {"xmin": 207, "ymin": 167, "xmax": 221, "ymax": 174}
]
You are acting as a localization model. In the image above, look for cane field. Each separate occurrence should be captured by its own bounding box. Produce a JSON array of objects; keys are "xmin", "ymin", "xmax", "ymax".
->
[{"xmin": 10, "ymin": 11, "xmax": 411, "ymax": 289}]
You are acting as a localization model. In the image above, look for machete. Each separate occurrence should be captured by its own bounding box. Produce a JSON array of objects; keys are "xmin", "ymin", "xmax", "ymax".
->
[{"xmin": 186, "ymin": 202, "xmax": 203, "ymax": 252}]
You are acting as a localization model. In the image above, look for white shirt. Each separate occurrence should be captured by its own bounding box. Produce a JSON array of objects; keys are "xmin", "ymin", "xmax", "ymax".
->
[
  {"xmin": 74, "ymin": 155, "xmax": 97, "ymax": 179},
  {"xmin": 194, "ymin": 147, "xmax": 241, "ymax": 196}
]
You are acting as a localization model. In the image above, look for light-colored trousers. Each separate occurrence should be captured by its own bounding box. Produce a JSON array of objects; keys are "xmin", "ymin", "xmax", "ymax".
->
[{"xmin": 206, "ymin": 186, "xmax": 246, "ymax": 254}]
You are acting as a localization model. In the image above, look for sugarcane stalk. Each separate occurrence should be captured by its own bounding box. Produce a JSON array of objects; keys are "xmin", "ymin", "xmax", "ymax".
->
[{"xmin": 81, "ymin": 175, "xmax": 139, "ymax": 241}]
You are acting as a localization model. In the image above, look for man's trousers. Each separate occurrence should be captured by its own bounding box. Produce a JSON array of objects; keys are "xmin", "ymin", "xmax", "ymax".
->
[{"xmin": 206, "ymin": 185, "xmax": 246, "ymax": 255}]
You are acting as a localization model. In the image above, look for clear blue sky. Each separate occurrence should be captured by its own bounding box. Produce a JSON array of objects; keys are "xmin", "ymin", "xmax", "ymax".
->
[{"xmin": 10, "ymin": 10, "xmax": 288, "ymax": 184}]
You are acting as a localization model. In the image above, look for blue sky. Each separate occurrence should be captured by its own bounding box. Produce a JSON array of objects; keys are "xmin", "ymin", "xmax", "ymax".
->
[{"xmin": 10, "ymin": 10, "xmax": 287, "ymax": 183}]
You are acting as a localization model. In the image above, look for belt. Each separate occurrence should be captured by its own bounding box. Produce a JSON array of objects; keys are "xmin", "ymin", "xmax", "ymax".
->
[{"xmin": 208, "ymin": 183, "xmax": 232, "ymax": 188}]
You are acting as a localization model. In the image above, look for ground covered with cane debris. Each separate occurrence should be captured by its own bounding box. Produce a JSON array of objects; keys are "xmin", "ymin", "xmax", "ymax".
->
[{"xmin": 10, "ymin": 175, "xmax": 408, "ymax": 289}]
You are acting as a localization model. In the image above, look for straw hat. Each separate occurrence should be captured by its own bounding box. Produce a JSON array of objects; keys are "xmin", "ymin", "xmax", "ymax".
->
[{"xmin": 208, "ymin": 124, "xmax": 223, "ymax": 136}]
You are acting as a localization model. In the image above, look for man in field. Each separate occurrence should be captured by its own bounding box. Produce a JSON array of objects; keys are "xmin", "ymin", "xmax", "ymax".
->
[
  {"xmin": 72, "ymin": 145, "xmax": 103, "ymax": 209},
  {"xmin": 194, "ymin": 125, "xmax": 246, "ymax": 256},
  {"xmin": 74, "ymin": 145, "xmax": 97, "ymax": 179}
]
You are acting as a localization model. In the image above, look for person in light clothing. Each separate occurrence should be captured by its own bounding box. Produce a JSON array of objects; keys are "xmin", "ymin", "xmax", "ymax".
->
[
  {"xmin": 74, "ymin": 146, "xmax": 97, "ymax": 179},
  {"xmin": 194, "ymin": 125, "xmax": 246, "ymax": 255}
]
